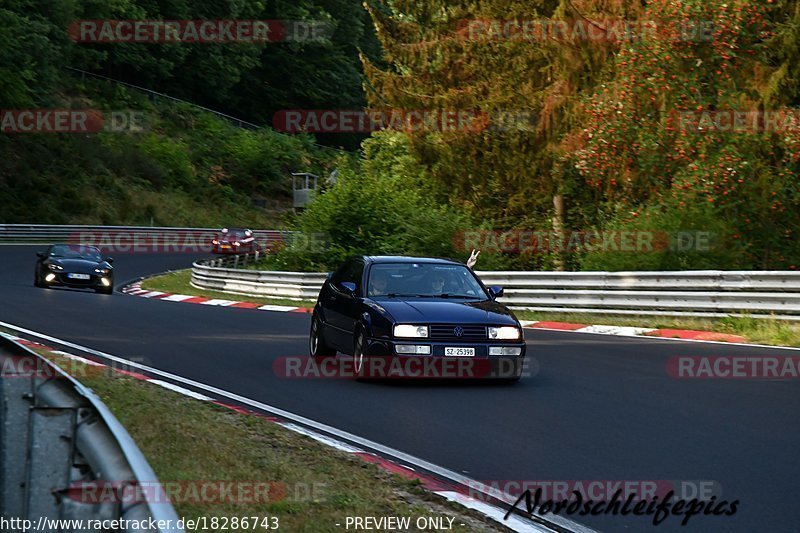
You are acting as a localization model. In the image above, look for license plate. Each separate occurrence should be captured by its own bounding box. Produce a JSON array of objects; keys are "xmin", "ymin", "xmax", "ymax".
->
[
  {"xmin": 445, "ymin": 347, "xmax": 475, "ymax": 357},
  {"xmin": 220, "ymin": 244, "xmax": 230, "ymax": 249},
  {"xmin": 67, "ymin": 273, "xmax": 90, "ymax": 280}
]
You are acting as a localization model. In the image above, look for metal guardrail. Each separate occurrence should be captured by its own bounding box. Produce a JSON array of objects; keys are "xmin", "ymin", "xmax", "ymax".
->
[
  {"xmin": 192, "ymin": 259, "xmax": 327, "ymax": 300},
  {"xmin": 65, "ymin": 67, "xmax": 348, "ymax": 154},
  {"xmin": 191, "ymin": 264, "xmax": 800, "ymax": 319},
  {"xmin": 0, "ymin": 334, "xmax": 182, "ymax": 532}
]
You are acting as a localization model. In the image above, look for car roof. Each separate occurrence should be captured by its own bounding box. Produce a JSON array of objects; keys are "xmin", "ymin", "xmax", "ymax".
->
[
  {"xmin": 220, "ymin": 227, "xmax": 251, "ymax": 233},
  {"xmin": 364, "ymin": 255, "xmax": 464, "ymax": 265},
  {"xmin": 49, "ymin": 243, "xmax": 100, "ymax": 252}
]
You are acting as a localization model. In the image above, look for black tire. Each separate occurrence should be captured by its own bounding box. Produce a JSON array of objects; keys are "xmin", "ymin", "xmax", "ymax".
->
[
  {"xmin": 309, "ymin": 314, "xmax": 336, "ymax": 359},
  {"xmin": 34, "ymin": 269, "xmax": 44, "ymax": 288},
  {"xmin": 353, "ymin": 330, "xmax": 368, "ymax": 380}
]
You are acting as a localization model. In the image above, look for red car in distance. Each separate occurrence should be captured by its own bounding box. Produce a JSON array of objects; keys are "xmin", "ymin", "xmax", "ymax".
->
[{"xmin": 211, "ymin": 228, "xmax": 257, "ymax": 254}]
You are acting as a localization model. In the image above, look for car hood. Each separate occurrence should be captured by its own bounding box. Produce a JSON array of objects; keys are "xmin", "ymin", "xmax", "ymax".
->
[
  {"xmin": 373, "ymin": 298, "xmax": 518, "ymax": 325},
  {"xmin": 50, "ymin": 258, "xmax": 106, "ymax": 274}
]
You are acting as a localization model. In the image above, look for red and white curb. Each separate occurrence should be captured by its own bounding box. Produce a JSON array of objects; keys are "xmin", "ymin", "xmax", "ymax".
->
[
  {"xmin": 518, "ymin": 320, "xmax": 747, "ymax": 344},
  {"xmin": 124, "ymin": 281, "xmax": 746, "ymax": 344},
  {"xmin": 123, "ymin": 281, "xmax": 313, "ymax": 313},
  {"xmin": 2, "ymin": 330, "xmax": 570, "ymax": 533}
]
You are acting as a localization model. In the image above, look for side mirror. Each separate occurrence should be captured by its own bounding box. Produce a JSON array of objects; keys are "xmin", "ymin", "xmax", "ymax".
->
[
  {"xmin": 326, "ymin": 272, "xmax": 333, "ymax": 280},
  {"xmin": 36, "ymin": 252, "xmax": 45, "ymax": 259},
  {"xmin": 339, "ymin": 282, "xmax": 357, "ymax": 295},
  {"xmin": 489, "ymin": 285, "xmax": 504, "ymax": 299},
  {"xmin": 105, "ymin": 257, "xmax": 114, "ymax": 264}
]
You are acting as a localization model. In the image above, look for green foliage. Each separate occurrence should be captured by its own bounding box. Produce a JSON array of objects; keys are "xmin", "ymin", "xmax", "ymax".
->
[
  {"xmin": 0, "ymin": 2, "xmax": 73, "ymax": 106},
  {"xmin": 267, "ymin": 132, "xmax": 472, "ymax": 270},
  {"xmin": 59, "ymin": 0, "xmax": 381, "ymax": 142},
  {"xmin": 0, "ymin": 0, "xmax": 370, "ymax": 226},
  {"xmin": 0, "ymin": 76, "xmax": 331, "ymax": 227},
  {"xmin": 365, "ymin": 0, "xmax": 800, "ymax": 270},
  {"xmin": 557, "ymin": 0, "xmax": 800, "ymax": 269},
  {"xmin": 577, "ymin": 197, "xmax": 743, "ymax": 271}
]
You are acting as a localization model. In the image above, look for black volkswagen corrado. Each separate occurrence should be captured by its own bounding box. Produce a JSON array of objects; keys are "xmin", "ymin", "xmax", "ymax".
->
[
  {"xmin": 309, "ymin": 256, "xmax": 526, "ymax": 381},
  {"xmin": 34, "ymin": 244, "xmax": 114, "ymax": 294}
]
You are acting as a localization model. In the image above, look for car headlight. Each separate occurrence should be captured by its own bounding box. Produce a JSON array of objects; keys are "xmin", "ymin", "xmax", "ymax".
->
[
  {"xmin": 48, "ymin": 264, "xmax": 63, "ymax": 271},
  {"xmin": 212, "ymin": 240, "xmax": 219, "ymax": 245},
  {"xmin": 233, "ymin": 242, "xmax": 241, "ymax": 246},
  {"xmin": 94, "ymin": 268, "xmax": 111, "ymax": 275},
  {"xmin": 393, "ymin": 325, "xmax": 429, "ymax": 338},
  {"xmin": 488, "ymin": 326, "xmax": 520, "ymax": 340}
]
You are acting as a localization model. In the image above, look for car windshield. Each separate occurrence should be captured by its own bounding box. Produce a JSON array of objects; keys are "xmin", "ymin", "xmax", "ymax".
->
[
  {"xmin": 367, "ymin": 263, "xmax": 488, "ymax": 299},
  {"xmin": 49, "ymin": 245, "xmax": 102, "ymax": 261},
  {"xmin": 221, "ymin": 230, "xmax": 249, "ymax": 239}
]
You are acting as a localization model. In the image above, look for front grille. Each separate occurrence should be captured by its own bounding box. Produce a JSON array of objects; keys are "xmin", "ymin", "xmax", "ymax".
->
[{"xmin": 429, "ymin": 324, "xmax": 487, "ymax": 340}]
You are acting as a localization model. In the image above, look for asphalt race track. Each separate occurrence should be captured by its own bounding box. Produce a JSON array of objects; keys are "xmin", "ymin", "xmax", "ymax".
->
[{"xmin": 2, "ymin": 245, "xmax": 798, "ymax": 532}]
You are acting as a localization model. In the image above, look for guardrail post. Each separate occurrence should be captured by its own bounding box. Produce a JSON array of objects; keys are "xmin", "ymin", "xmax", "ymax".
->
[
  {"xmin": 0, "ymin": 375, "xmax": 33, "ymax": 518},
  {"xmin": 1, "ymin": 335, "xmax": 184, "ymax": 532},
  {"xmin": 25, "ymin": 407, "xmax": 75, "ymax": 521}
]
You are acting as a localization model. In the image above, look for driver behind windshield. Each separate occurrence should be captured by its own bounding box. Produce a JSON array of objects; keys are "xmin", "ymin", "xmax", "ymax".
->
[
  {"xmin": 429, "ymin": 274, "xmax": 447, "ymax": 294},
  {"xmin": 51, "ymin": 245, "xmax": 101, "ymax": 260},
  {"xmin": 368, "ymin": 271, "xmax": 390, "ymax": 296}
]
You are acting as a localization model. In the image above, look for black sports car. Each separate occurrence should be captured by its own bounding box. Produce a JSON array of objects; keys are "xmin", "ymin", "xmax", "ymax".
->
[
  {"xmin": 34, "ymin": 244, "xmax": 114, "ymax": 294},
  {"xmin": 309, "ymin": 256, "xmax": 526, "ymax": 381}
]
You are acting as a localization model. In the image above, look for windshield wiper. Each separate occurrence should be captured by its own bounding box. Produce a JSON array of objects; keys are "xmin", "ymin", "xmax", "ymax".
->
[
  {"xmin": 387, "ymin": 293, "xmax": 435, "ymax": 298},
  {"xmin": 438, "ymin": 294, "xmax": 480, "ymax": 299}
]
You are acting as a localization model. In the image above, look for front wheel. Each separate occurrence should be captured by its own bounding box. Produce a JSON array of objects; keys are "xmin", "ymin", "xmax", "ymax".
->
[
  {"xmin": 353, "ymin": 331, "xmax": 366, "ymax": 379},
  {"xmin": 34, "ymin": 269, "xmax": 44, "ymax": 288},
  {"xmin": 309, "ymin": 315, "xmax": 336, "ymax": 359}
]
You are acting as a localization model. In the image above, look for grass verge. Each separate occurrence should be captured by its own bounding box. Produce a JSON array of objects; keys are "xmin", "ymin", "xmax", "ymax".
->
[
  {"xmin": 140, "ymin": 269, "xmax": 317, "ymax": 309},
  {"xmin": 513, "ymin": 311, "xmax": 800, "ymax": 347},
  {"xmin": 140, "ymin": 271, "xmax": 800, "ymax": 347},
  {"xmin": 32, "ymin": 348, "xmax": 510, "ymax": 532}
]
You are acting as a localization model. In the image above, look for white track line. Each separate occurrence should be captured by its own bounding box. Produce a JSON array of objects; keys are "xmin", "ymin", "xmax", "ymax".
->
[
  {"xmin": 0, "ymin": 320, "xmax": 590, "ymax": 533},
  {"xmin": 574, "ymin": 325, "xmax": 656, "ymax": 336},
  {"xmin": 526, "ymin": 325, "xmax": 800, "ymax": 351},
  {"xmin": 160, "ymin": 294, "xmax": 195, "ymax": 302}
]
